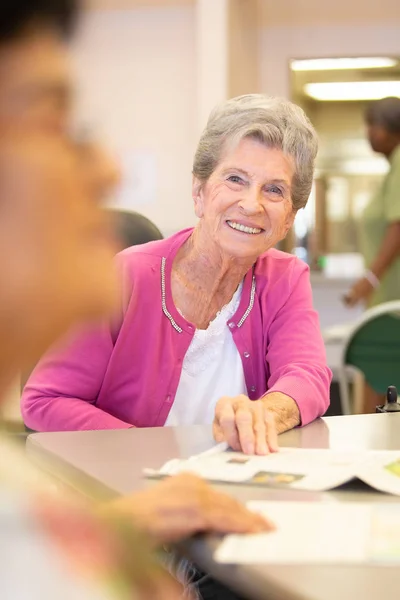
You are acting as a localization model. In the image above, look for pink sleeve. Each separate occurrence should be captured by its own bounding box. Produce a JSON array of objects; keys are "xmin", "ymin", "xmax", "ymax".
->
[
  {"xmin": 265, "ymin": 262, "xmax": 332, "ymax": 425},
  {"xmin": 21, "ymin": 323, "xmax": 132, "ymax": 432}
]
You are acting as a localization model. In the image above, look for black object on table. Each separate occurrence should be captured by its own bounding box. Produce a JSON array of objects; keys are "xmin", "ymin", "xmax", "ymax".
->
[{"xmin": 376, "ymin": 386, "xmax": 400, "ymax": 413}]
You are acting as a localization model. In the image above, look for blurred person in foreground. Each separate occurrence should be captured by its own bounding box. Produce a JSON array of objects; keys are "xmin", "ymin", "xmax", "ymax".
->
[
  {"xmin": 344, "ymin": 97, "xmax": 400, "ymax": 309},
  {"xmin": 22, "ymin": 94, "xmax": 331, "ymax": 452},
  {"xmin": 0, "ymin": 2, "xmax": 271, "ymax": 598}
]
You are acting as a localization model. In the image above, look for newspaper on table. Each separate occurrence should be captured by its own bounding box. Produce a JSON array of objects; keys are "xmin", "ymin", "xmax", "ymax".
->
[{"xmin": 145, "ymin": 442, "xmax": 400, "ymax": 496}]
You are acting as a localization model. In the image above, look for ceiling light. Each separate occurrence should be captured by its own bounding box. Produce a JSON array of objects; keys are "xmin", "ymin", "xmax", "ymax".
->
[
  {"xmin": 291, "ymin": 57, "xmax": 397, "ymax": 71},
  {"xmin": 304, "ymin": 81, "xmax": 400, "ymax": 101}
]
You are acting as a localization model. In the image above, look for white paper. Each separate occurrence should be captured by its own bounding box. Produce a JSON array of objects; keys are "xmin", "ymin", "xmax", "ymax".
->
[
  {"xmin": 215, "ymin": 502, "xmax": 400, "ymax": 565},
  {"xmin": 152, "ymin": 447, "xmax": 364, "ymax": 491},
  {"xmin": 356, "ymin": 453, "xmax": 400, "ymax": 496},
  {"xmin": 147, "ymin": 446, "xmax": 400, "ymax": 495}
]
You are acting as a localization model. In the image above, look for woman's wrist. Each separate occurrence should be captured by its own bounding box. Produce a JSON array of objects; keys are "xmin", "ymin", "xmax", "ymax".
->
[{"xmin": 260, "ymin": 392, "xmax": 301, "ymax": 434}]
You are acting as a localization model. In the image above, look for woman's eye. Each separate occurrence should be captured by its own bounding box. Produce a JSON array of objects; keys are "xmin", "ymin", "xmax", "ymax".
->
[
  {"xmin": 267, "ymin": 185, "xmax": 284, "ymax": 196},
  {"xmin": 227, "ymin": 175, "xmax": 243, "ymax": 184}
]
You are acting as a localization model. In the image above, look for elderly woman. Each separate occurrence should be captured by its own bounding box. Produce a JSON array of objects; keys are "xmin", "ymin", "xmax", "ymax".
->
[{"xmin": 22, "ymin": 94, "xmax": 331, "ymax": 453}]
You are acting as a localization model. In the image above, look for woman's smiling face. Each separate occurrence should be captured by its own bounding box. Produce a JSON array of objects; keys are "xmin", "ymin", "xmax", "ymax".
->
[{"xmin": 192, "ymin": 137, "xmax": 296, "ymax": 261}]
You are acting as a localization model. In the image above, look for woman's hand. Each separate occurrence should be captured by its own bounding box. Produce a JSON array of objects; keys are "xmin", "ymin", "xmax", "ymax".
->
[
  {"xmin": 213, "ymin": 394, "xmax": 279, "ymax": 455},
  {"xmin": 213, "ymin": 393, "xmax": 301, "ymax": 454},
  {"xmin": 108, "ymin": 473, "xmax": 273, "ymax": 545},
  {"xmin": 343, "ymin": 277, "xmax": 374, "ymax": 307}
]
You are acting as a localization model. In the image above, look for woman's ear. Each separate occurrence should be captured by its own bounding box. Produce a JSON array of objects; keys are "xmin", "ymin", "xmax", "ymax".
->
[
  {"xmin": 192, "ymin": 176, "xmax": 204, "ymax": 219},
  {"xmin": 284, "ymin": 209, "xmax": 296, "ymax": 233}
]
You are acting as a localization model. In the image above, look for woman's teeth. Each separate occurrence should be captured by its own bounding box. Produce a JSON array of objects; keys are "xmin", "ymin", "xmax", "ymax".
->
[{"xmin": 227, "ymin": 221, "xmax": 262, "ymax": 235}]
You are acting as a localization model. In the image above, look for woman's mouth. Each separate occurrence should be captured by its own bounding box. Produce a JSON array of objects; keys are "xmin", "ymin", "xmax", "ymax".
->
[{"xmin": 226, "ymin": 220, "xmax": 263, "ymax": 235}]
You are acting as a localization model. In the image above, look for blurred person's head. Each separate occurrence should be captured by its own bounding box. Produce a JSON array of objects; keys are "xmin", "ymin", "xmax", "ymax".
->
[
  {"xmin": 0, "ymin": 1, "xmax": 120, "ymax": 192},
  {"xmin": 0, "ymin": 0, "xmax": 120, "ymax": 190},
  {"xmin": 0, "ymin": 0, "xmax": 78, "ymax": 134},
  {"xmin": 365, "ymin": 97, "xmax": 400, "ymax": 158},
  {"xmin": 0, "ymin": 1, "xmax": 120, "ymax": 385}
]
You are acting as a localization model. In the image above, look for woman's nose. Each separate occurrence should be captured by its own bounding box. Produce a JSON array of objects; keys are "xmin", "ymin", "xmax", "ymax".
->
[{"xmin": 237, "ymin": 186, "xmax": 263, "ymax": 214}]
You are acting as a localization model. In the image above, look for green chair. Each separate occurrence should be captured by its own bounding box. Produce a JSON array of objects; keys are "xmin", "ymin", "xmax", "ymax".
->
[{"xmin": 338, "ymin": 301, "xmax": 400, "ymax": 414}]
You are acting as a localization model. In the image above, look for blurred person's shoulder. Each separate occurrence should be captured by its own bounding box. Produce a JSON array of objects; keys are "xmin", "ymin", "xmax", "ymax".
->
[
  {"xmin": 0, "ymin": 491, "xmax": 108, "ymax": 600},
  {"xmin": 0, "ymin": 438, "xmax": 107, "ymax": 598}
]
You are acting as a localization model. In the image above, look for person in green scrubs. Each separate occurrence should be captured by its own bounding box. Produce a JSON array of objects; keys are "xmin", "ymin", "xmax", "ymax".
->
[
  {"xmin": 344, "ymin": 97, "xmax": 400, "ymax": 414},
  {"xmin": 345, "ymin": 97, "xmax": 400, "ymax": 308}
]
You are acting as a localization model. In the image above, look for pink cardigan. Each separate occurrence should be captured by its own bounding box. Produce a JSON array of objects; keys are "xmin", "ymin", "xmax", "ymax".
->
[{"xmin": 22, "ymin": 229, "xmax": 331, "ymax": 431}]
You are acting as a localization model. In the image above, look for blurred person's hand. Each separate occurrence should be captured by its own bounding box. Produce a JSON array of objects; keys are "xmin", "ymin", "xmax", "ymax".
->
[
  {"xmin": 343, "ymin": 277, "xmax": 374, "ymax": 307},
  {"xmin": 0, "ymin": 133, "xmax": 119, "ymax": 367},
  {"xmin": 106, "ymin": 473, "xmax": 274, "ymax": 544}
]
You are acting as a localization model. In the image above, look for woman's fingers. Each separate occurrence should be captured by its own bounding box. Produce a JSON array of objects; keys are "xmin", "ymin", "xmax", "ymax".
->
[
  {"xmin": 235, "ymin": 401, "xmax": 257, "ymax": 455},
  {"xmin": 214, "ymin": 397, "xmax": 241, "ymax": 450},
  {"xmin": 254, "ymin": 402, "xmax": 270, "ymax": 455},
  {"xmin": 264, "ymin": 410, "xmax": 279, "ymax": 453},
  {"xmin": 214, "ymin": 396, "xmax": 279, "ymax": 455}
]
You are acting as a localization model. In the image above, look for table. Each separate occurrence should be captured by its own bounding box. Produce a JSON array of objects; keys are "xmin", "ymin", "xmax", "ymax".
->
[{"xmin": 27, "ymin": 414, "xmax": 400, "ymax": 600}]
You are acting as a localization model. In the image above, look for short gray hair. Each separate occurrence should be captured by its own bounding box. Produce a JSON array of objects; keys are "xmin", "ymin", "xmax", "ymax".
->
[{"xmin": 193, "ymin": 94, "xmax": 318, "ymax": 211}]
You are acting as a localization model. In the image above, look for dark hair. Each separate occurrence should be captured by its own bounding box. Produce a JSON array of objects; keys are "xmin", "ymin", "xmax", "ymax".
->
[
  {"xmin": 0, "ymin": 0, "xmax": 79, "ymax": 43},
  {"xmin": 365, "ymin": 97, "xmax": 400, "ymax": 134}
]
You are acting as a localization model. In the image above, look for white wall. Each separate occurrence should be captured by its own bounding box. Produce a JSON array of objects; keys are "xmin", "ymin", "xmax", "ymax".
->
[
  {"xmin": 71, "ymin": 13, "xmax": 400, "ymax": 239},
  {"xmin": 261, "ymin": 22, "xmax": 400, "ymax": 99},
  {"xmin": 72, "ymin": 7, "xmax": 197, "ymax": 236},
  {"xmin": 260, "ymin": 22, "xmax": 400, "ymax": 174},
  {"xmin": 259, "ymin": 0, "xmax": 400, "ymax": 26}
]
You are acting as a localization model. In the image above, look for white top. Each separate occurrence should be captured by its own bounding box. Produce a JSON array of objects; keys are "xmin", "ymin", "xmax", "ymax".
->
[{"xmin": 165, "ymin": 283, "xmax": 247, "ymax": 426}]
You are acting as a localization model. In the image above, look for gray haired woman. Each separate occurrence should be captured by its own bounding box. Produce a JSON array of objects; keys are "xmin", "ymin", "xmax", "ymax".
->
[{"xmin": 22, "ymin": 94, "xmax": 332, "ymax": 454}]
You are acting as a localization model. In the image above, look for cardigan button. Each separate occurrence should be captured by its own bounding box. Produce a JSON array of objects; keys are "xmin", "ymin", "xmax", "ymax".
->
[
  {"xmin": 228, "ymin": 322, "xmax": 235, "ymax": 329},
  {"xmin": 250, "ymin": 386, "xmax": 256, "ymax": 393},
  {"xmin": 244, "ymin": 352, "xmax": 250, "ymax": 358}
]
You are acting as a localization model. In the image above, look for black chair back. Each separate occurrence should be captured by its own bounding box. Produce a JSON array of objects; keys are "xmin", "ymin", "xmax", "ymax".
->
[{"xmin": 108, "ymin": 209, "xmax": 163, "ymax": 249}]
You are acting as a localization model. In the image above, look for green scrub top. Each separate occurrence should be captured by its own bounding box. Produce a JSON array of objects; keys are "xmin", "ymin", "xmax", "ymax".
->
[{"xmin": 360, "ymin": 144, "xmax": 400, "ymax": 306}]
